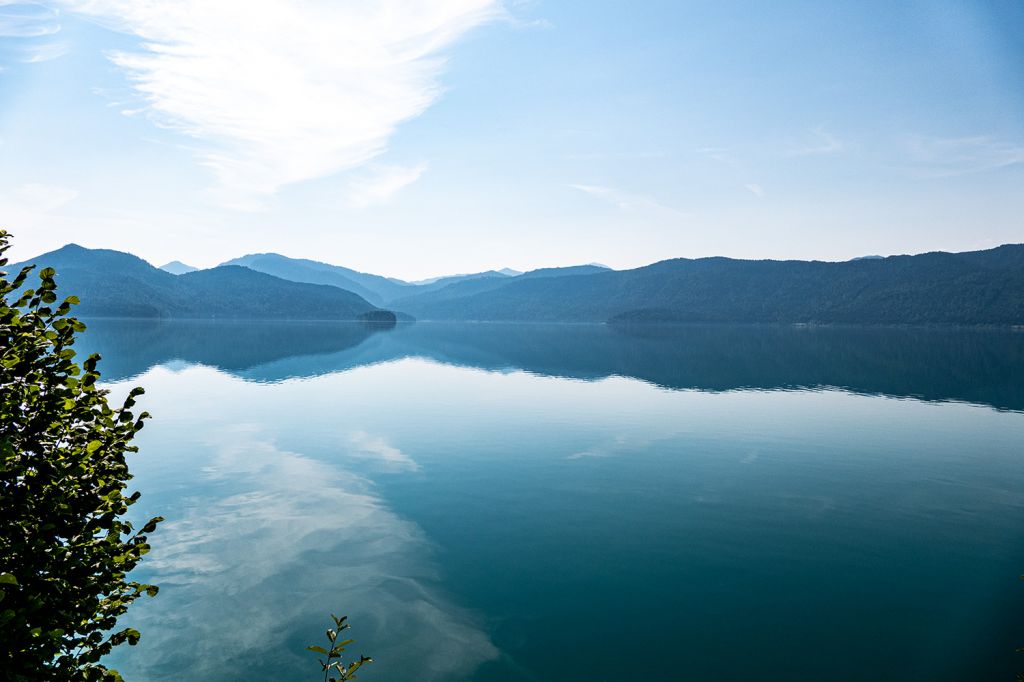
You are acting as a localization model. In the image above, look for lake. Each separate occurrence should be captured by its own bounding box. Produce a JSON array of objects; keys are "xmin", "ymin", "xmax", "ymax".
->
[{"xmin": 83, "ymin": 320, "xmax": 1024, "ymax": 681}]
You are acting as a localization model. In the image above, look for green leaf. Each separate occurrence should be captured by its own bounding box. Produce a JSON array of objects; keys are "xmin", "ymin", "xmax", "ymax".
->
[
  {"xmin": 86, "ymin": 440, "xmax": 103, "ymax": 453},
  {"xmin": 0, "ymin": 573, "xmax": 18, "ymax": 586},
  {"xmin": 140, "ymin": 516, "xmax": 163, "ymax": 533},
  {"xmin": 306, "ymin": 645, "xmax": 329, "ymax": 655}
]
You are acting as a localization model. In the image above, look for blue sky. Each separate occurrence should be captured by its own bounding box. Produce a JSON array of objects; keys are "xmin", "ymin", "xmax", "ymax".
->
[{"xmin": 1, "ymin": 0, "xmax": 1022, "ymax": 279}]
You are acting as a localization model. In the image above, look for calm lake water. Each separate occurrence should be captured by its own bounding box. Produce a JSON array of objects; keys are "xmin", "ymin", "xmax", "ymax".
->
[{"xmin": 81, "ymin": 321, "xmax": 1024, "ymax": 681}]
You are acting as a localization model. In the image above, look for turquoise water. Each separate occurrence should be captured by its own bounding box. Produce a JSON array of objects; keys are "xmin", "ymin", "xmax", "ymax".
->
[{"xmin": 85, "ymin": 321, "xmax": 1024, "ymax": 681}]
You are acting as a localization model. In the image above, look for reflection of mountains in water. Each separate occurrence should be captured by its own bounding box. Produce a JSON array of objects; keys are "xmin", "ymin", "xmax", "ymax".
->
[{"xmin": 80, "ymin": 319, "xmax": 1024, "ymax": 412}]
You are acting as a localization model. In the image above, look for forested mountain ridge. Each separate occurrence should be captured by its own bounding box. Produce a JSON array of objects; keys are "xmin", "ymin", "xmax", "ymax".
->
[
  {"xmin": 11, "ymin": 244, "xmax": 384, "ymax": 320},
  {"xmin": 12, "ymin": 243, "xmax": 1023, "ymax": 324},
  {"xmin": 219, "ymin": 253, "xmax": 410, "ymax": 306},
  {"xmin": 397, "ymin": 245, "xmax": 1024, "ymax": 325},
  {"xmin": 388, "ymin": 264, "xmax": 612, "ymax": 310},
  {"xmin": 219, "ymin": 253, "xmax": 608, "ymax": 305}
]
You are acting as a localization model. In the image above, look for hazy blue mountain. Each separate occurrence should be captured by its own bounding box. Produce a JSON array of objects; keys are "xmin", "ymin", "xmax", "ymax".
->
[
  {"xmin": 220, "ymin": 253, "xmax": 412, "ymax": 305},
  {"xmin": 390, "ymin": 264, "xmax": 614, "ymax": 310},
  {"xmin": 218, "ymin": 254, "xmax": 604, "ymax": 305},
  {"xmin": 516, "ymin": 264, "xmax": 610, "ymax": 279},
  {"xmin": 14, "ymin": 244, "xmax": 383, "ymax": 320},
  {"xmin": 398, "ymin": 245, "xmax": 1024, "ymax": 325},
  {"xmin": 409, "ymin": 269, "xmax": 512, "ymax": 287},
  {"xmin": 18, "ymin": 244, "xmax": 1023, "ymax": 325},
  {"xmin": 159, "ymin": 260, "xmax": 199, "ymax": 274}
]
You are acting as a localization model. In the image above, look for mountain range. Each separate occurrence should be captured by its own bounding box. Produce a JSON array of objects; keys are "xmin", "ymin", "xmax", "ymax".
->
[
  {"xmin": 8, "ymin": 243, "xmax": 1024, "ymax": 325},
  {"xmin": 11, "ymin": 245, "xmax": 381, "ymax": 320}
]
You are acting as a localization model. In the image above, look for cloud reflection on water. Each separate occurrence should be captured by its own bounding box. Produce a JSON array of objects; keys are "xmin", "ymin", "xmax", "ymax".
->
[{"xmin": 110, "ymin": 423, "xmax": 496, "ymax": 680}]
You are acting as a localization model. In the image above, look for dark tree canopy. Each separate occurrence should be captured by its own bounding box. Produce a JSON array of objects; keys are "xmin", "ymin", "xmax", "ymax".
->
[{"xmin": 0, "ymin": 230, "xmax": 161, "ymax": 681}]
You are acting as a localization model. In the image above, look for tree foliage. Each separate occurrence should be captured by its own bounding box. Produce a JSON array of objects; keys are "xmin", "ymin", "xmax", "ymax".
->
[{"xmin": 0, "ymin": 230, "xmax": 161, "ymax": 680}]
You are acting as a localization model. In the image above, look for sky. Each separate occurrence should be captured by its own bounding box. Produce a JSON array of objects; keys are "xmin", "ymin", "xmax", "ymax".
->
[{"xmin": 1, "ymin": 0, "xmax": 1022, "ymax": 280}]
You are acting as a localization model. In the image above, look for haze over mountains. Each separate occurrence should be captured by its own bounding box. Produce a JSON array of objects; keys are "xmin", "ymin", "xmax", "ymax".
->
[
  {"xmin": 219, "ymin": 253, "xmax": 603, "ymax": 306},
  {"xmin": 10, "ymin": 243, "xmax": 1024, "ymax": 325}
]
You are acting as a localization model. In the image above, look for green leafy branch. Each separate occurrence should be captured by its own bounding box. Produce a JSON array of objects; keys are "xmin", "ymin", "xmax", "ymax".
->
[{"xmin": 307, "ymin": 614, "xmax": 372, "ymax": 681}]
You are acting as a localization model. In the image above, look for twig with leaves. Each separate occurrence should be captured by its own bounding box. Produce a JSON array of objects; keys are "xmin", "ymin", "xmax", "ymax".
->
[{"xmin": 307, "ymin": 614, "xmax": 372, "ymax": 681}]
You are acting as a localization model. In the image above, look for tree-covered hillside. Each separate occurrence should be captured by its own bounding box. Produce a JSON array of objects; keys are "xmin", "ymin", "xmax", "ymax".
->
[
  {"xmin": 220, "ymin": 253, "xmax": 411, "ymax": 306},
  {"xmin": 14, "ymin": 245, "xmax": 383, "ymax": 320},
  {"xmin": 15, "ymin": 243, "xmax": 1024, "ymax": 324},
  {"xmin": 398, "ymin": 245, "xmax": 1024, "ymax": 325},
  {"xmin": 388, "ymin": 264, "xmax": 611, "ymax": 310}
]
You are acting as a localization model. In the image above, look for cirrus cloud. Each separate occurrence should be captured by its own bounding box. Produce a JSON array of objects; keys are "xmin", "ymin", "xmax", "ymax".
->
[
  {"xmin": 57, "ymin": 0, "xmax": 501, "ymax": 205},
  {"xmin": 344, "ymin": 162, "xmax": 428, "ymax": 209}
]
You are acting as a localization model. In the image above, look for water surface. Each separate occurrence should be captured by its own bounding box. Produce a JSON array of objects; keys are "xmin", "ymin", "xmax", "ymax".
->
[{"xmin": 84, "ymin": 321, "xmax": 1024, "ymax": 680}]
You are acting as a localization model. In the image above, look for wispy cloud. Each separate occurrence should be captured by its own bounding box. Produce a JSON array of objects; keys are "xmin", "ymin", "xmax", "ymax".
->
[
  {"xmin": 0, "ymin": 2, "xmax": 67, "ymax": 63},
  {"xmin": 348, "ymin": 430, "xmax": 420, "ymax": 472},
  {"xmin": 570, "ymin": 183, "xmax": 687, "ymax": 217},
  {"xmin": 11, "ymin": 182, "xmax": 78, "ymax": 211},
  {"xmin": 567, "ymin": 434, "xmax": 653, "ymax": 460},
  {"xmin": 345, "ymin": 163, "xmax": 428, "ymax": 209},
  {"xmin": 21, "ymin": 38, "xmax": 67, "ymax": 61},
  {"xmin": 696, "ymin": 146, "xmax": 738, "ymax": 166},
  {"xmin": 0, "ymin": 183, "xmax": 79, "ymax": 244},
  {"xmin": 902, "ymin": 135, "xmax": 1024, "ymax": 178},
  {"xmin": 788, "ymin": 126, "xmax": 844, "ymax": 157},
  {"xmin": 561, "ymin": 150, "xmax": 668, "ymax": 161},
  {"xmin": 744, "ymin": 183, "xmax": 765, "ymax": 198},
  {"xmin": 57, "ymin": 0, "xmax": 500, "ymax": 204},
  {"xmin": 0, "ymin": 2, "xmax": 60, "ymax": 37}
]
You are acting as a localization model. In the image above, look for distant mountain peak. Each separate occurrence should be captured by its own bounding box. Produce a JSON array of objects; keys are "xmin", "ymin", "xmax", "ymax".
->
[
  {"xmin": 218, "ymin": 252, "xmax": 413, "ymax": 306},
  {"xmin": 160, "ymin": 260, "xmax": 199, "ymax": 275},
  {"xmin": 497, "ymin": 268, "xmax": 522, "ymax": 276}
]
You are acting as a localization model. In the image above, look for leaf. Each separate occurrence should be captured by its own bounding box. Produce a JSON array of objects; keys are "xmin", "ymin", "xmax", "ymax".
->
[
  {"xmin": 0, "ymin": 573, "xmax": 18, "ymax": 586},
  {"xmin": 86, "ymin": 440, "xmax": 103, "ymax": 453},
  {"xmin": 306, "ymin": 645, "xmax": 329, "ymax": 655}
]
